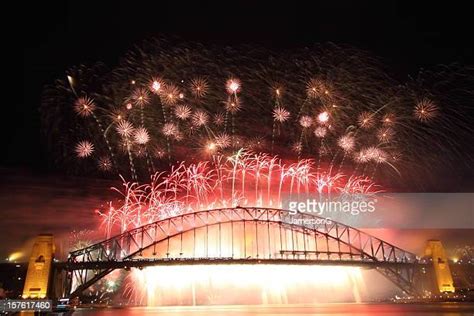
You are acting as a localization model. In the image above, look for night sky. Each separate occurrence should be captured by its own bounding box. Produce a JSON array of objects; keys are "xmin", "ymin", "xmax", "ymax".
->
[
  {"xmin": 16, "ymin": 1, "xmax": 474, "ymax": 169},
  {"xmin": 2, "ymin": 1, "xmax": 473, "ymax": 258}
]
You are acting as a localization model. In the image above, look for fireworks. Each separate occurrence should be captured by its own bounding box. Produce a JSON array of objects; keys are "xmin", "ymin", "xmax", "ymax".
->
[
  {"xmin": 116, "ymin": 120, "xmax": 134, "ymax": 138},
  {"xmin": 317, "ymin": 111, "xmax": 330, "ymax": 124},
  {"xmin": 174, "ymin": 104, "xmax": 192, "ymax": 120},
  {"xmin": 150, "ymin": 78, "xmax": 164, "ymax": 93},
  {"xmin": 306, "ymin": 78, "xmax": 330, "ymax": 98},
  {"xmin": 213, "ymin": 112, "xmax": 225, "ymax": 126},
  {"xmin": 358, "ymin": 112, "xmax": 375, "ymax": 129},
  {"xmin": 215, "ymin": 133, "xmax": 231, "ymax": 149},
  {"xmin": 74, "ymin": 97, "xmax": 96, "ymax": 117},
  {"xmin": 414, "ymin": 98, "xmax": 438, "ymax": 122},
  {"xmin": 338, "ymin": 135, "xmax": 355, "ymax": 152},
  {"xmin": 382, "ymin": 113, "xmax": 396, "ymax": 126},
  {"xmin": 314, "ymin": 127, "xmax": 327, "ymax": 138},
  {"xmin": 225, "ymin": 100, "xmax": 241, "ymax": 114},
  {"xmin": 96, "ymin": 150, "xmax": 382, "ymax": 236},
  {"xmin": 98, "ymin": 156, "xmax": 113, "ymax": 171},
  {"xmin": 75, "ymin": 141, "xmax": 94, "ymax": 158},
  {"xmin": 299, "ymin": 115, "xmax": 313, "ymax": 128},
  {"xmin": 39, "ymin": 39, "xmax": 474, "ymax": 305},
  {"xmin": 191, "ymin": 110, "xmax": 209, "ymax": 127},
  {"xmin": 190, "ymin": 77, "xmax": 209, "ymax": 97},
  {"xmin": 162, "ymin": 122, "xmax": 178, "ymax": 137},
  {"xmin": 273, "ymin": 107, "xmax": 290, "ymax": 123},
  {"xmin": 40, "ymin": 39, "xmax": 473, "ymax": 192},
  {"xmin": 133, "ymin": 127, "xmax": 150, "ymax": 145},
  {"xmin": 226, "ymin": 78, "xmax": 241, "ymax": 94},
  {"xmin": 131, "ymin": 88, "xmax": 150, "ymax": 106},
  {"xmin": 376, "ymin": 127, "xmax": 394, "ymax": 143},
  {"xmin": 162, "ymin": 84, "xmax": 180, "ymax": 106}
]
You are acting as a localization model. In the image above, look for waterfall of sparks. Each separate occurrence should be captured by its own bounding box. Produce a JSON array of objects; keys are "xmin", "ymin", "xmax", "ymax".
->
[
  {"xmin": 97, "ymin": 151, "xmax": 380, "ymax": 236},
  {"xmin": 126, "ymin": 265, "xmax": 367, "ymax": 306}
]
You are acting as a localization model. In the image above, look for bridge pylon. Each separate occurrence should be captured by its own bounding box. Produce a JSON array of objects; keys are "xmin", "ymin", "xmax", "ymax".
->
[
  {"xmin": 22, "ymin": 234, "xmax": 55, "ymax": 299},
  {"xmin": 425, "ymin": 240, "xmax": 455, "ymax": 293}
]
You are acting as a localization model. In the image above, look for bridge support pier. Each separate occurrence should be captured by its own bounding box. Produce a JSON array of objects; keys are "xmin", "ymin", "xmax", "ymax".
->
[
  {"xmin": 22, "ymin": 234, "xmax": 55, "ymax": 299},
  {"xmin": 425, "ymin": 240, "xmax": 455, "ymax": 293}
]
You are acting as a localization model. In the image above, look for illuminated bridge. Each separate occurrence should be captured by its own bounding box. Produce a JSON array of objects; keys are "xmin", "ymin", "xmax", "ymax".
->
[{"xmin": 57, "ymin": 207, "xmax": 431, "ymax": 298}]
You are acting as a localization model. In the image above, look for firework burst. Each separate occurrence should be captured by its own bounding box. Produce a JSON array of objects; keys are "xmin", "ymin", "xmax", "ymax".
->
[
  {"xmin": 338, "ymin": 135, "xmax": 356, "ymax": 152},
  {"xmin": 225, "ymin": 100, "xmax": 242, "ymax": 114},
  {"xmin": 273, "ymin": 107, "xmax": 290, "ymax": 123},
  {"xmin": 191, "ymin": 110, "xmax": 209, "ymax": 127},
  {"xmin": 414, "ymin": 98, "xmax": 438, "ymax": 122},
  {"xmin": 116, "ymin": 120, "xmax": 135, "ymax": 138},
  {"xmin": 131, "ymin": 88, "xmax": 150, "ymax": 106},
  {"xmin": 190, "ymin": 77, "xmax": 209, "ymax": 97},
  {"xmin": 74, "ymin": 97, "xmax": 96, "ymax": 117},
  {"xmin": 41, "ymin": 39, "xmax": 473, "ymax": 192},
  {"xmin": 75, "ymin": 141, "xmax": 94, "ymax": 158},
  {"xmin": 358, "ymin": 112, "xmax": 375, "ymax": 129},
  {"xmin": 174, "ymin": 104, "xmax": 192, "ymax": 120},
  {"xmin": 161, "ymin": 84, "xmax": 180, "ymax": 106},
  {"xmin": 215, "ymin": 133, "xmax": 231, "ymax": 149},
  {"xmin": 299, "ymin": 115, "xmax": 313, "ymax": 128},
  {"xmin": 226, "ymin": 78, "xmax": 241, "ymax": 94},
  {"xmin": 98, "ymin": 156, "xmax": 113, "ymax": 171},
  {"xmin": 133, "ymin": 127, "xmax": 150, "ymax": 145}
]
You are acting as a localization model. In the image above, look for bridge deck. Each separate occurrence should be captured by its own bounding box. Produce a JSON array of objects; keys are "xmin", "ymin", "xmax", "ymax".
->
[{"xmin": 57, "ymin": 258, "xmax": 427, "ymax": 270}]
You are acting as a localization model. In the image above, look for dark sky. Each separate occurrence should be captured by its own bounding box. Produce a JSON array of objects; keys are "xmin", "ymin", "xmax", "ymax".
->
[{"xmin": 15, "ymin": 1, "xmax": 474, "ymax": 170}]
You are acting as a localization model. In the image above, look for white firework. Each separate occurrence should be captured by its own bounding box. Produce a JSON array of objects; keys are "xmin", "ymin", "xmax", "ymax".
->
[
  {"xmin": 162, "ymin": 123, "xmax": 178, "ymax": 137},
  {"xmin": 174, "ymin": 104, "xmax": 192, "ymax": 120},
  {"xmin": 358, "ymin": 111, "xmax": 375, "ymax": 129},
  {"xmin": 317, "ymin": 111, "xmax": 330, "ymax": 124},
  {"xmin": 366, "ymin": 147, "xmax": 387, "ymax": 163},
  {"xmin": 150, "ymin": 77, "xmax": 164, "ymax": 93},
  {"xmin": 226, "ymin": 78, "xmax": 241, "ymax": 94},
  {"xmin": 191, "ymin": 110, "xmax": 209, "ymax": 127},
  {"xmin": 225, "ymin": 100, "xmax": 241, "ymax": 114},
  {"xmin": 354, "ymin": 149, "xmax": 370, "ymax": 163},
  {"xmin": 131, "ymin": 88, "xmax": 150, "ymax": 106},
  {"xmin": 338, "ymin": 135, "xmax": 355, "ymax": 152},
  {"xmin": 314, "ymin": 126, "xmax": 327, "ymax": 138},
  {"xmin": 306, "ymin": 78, "xmax": 330, "ymax": 98},
  {"xmin": 190, "ymin": 77, "xmax": 209, "ymax": 97},
  {"xmin": 74, "ymin": 97, "xmax": 96, "ymax": 117},
  {"xmin": 414, "ymin": 98, "xmax": 438, "ymax": 122},
  {"xmin": 292, "ymin": 142, "xmax": 303, "ymax": 154},
  {"xmin": 133, "ymin": 127, "xmax": 150, "ymax": 144},
  {"xmin": 97, "ymin": 156, "xmax": 112, "ymax": 171},
  {"xmin": 377, "ymin": 127, "xmax": 395, "ymax": 143},
  {"xmin": 215, "ymin": 133, "xmax": 231, "ymax": 149},
  {"xmin": 75, "ymin": 141, "xmax": 94, "ymax": 158},
  {"xmin": 299, "ymin": 115, "xmax": 313, "ymax": 128},
  {"xmin": 116, "ymin": 120, "xmax": 134, "ymax": 138},
  {"xmin": 153, "ymin": 147, "xmax": 166, "ymax": 159},
  {"xmin": 214, "ymin": 112, "xmax": 225, "ymax": 126},
  {"xmin": 161, "ymin": 84, "xmax": 180, "ymax": 106},
  {"xmin": 272, "ymin": 107, "xmax": 290, "ymax": 123}
]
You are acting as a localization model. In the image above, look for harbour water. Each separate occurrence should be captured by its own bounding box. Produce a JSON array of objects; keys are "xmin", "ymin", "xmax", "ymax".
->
[{"xmin": 71, "ymin": 303, "xmax": 474, "ymax": 316}]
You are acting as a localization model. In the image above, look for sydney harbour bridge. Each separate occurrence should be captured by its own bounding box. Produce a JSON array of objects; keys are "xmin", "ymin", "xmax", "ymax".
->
[{"xmin": 21, "ymin": 207, "xmax": 455, "ymax": 301}]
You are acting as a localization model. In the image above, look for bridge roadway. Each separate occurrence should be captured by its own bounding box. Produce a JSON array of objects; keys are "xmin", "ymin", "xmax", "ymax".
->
[{"xmin": 56, "ymin": 256, "xmax": 428, "ymax": 271}]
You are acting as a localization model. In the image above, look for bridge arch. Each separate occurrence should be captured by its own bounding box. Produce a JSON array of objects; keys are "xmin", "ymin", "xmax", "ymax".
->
[{"xmin": 65, "ymin": 207, "xmax": 420, "ymax": 297}]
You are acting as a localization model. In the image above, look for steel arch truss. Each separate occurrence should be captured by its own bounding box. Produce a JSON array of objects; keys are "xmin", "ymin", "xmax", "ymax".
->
[{"xmin": 66, "ymin": 207, "xmax": 419, "ymax": 297}]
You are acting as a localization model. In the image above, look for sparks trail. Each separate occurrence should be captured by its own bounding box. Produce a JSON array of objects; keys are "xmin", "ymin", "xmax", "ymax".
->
[
  {"xmin": 41, "ymin": 39, "xmax": 474, "ymax": 189},
  {"xmin": 97, "ymin": 150, "xmax": 381, "ymax": 236}
]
